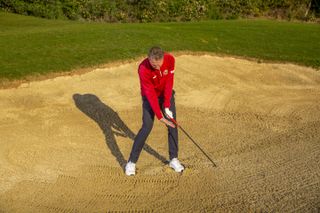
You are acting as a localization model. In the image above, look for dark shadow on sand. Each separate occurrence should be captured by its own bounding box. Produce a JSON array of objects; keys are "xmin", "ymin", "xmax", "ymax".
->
[{"xmin": 73, "ymin": 93, "xmax": 168, "ymax": 170}]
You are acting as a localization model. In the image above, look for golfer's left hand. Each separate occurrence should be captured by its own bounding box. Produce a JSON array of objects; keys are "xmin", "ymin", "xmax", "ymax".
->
[{"xmin": 164, "ymin": 108, "xmax": 173, "ymax": 119}]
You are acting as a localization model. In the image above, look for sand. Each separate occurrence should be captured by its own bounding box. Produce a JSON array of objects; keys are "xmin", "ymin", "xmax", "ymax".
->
[{"xmin": 0, "ymin": 55, "xmax": 319, "ymax": 212}]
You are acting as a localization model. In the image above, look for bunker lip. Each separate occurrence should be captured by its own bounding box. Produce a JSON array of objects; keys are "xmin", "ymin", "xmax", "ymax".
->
[
  {"xmin": 1, "ymin": 52, "xmax": 318, "ymax": 90},
  {"xmin": 0, "ymin": 54, "xmax": 319, "ymax": 212}
]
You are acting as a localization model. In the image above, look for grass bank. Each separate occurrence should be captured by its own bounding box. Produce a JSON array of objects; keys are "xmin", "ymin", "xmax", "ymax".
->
[{"xmin": 1, "ymin": 12, "xmax": 319, "ymax": 80}]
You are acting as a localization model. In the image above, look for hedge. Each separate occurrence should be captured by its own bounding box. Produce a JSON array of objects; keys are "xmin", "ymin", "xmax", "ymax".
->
[{"xmin": 0, "ymin": 0, "xmax": 319, "ymax": 22}]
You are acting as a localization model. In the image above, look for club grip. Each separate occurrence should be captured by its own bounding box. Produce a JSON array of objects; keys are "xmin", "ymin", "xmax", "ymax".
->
[{"xmin": 169, "ymin": 117, "xmax": 178, "ymax": 127}]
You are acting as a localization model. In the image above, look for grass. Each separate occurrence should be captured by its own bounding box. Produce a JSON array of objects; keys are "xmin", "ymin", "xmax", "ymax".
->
[{"xmin": 1, "ymin": 12, "xmax": 320, "ymax": 80}]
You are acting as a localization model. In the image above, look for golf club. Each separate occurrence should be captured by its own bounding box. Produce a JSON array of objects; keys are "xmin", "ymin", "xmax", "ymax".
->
[{"xmin": 167, "ymin": 116, "xmax": 217, "ymax": 167}]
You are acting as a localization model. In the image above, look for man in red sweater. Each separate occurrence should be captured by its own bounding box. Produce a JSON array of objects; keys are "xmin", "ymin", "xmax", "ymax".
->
[{"xmin": 125, "ymin": 47, "xmax": 184, "ymax": 176}]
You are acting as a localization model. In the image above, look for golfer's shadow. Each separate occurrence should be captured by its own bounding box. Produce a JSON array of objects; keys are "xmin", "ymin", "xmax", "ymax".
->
[{"xmin": 73, "ymin": 94, "xmax": 167, "ymax": 170}]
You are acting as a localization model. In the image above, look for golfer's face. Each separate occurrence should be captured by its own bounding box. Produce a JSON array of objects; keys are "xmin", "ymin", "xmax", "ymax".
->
[{"xmin": 149, "ymin": 57, "xmax": 163, "ymax": 70}]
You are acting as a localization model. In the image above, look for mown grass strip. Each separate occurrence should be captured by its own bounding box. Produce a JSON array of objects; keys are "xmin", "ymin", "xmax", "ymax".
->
[{"xmin": 1, "ymin": 12, "xmax": 319, "ymax": 80}]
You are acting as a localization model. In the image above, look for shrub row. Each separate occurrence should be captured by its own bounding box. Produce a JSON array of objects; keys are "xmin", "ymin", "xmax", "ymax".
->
[{"xmin": 1, "ymin": 0, "xmax": 319, "ymax": 22}]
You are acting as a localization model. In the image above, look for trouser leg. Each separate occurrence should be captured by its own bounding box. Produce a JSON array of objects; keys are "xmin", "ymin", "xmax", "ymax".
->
[
  {"xmin": 162, "ymin": 91, "xmax": 179, "ymax": 160},
  {"xmin": 128, "ymin": 97, "xmax": 154, "ymax": 163}
]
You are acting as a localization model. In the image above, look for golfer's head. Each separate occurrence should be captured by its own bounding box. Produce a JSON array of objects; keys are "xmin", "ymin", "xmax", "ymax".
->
[{"xmin": 148, "ymin": 46, "xmax": 164, "ymax": 70}]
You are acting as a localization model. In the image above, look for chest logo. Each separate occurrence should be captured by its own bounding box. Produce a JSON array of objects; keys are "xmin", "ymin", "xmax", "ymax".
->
[{"xmin": 163, "ymin": 69, "xmax": 168, "ymax": 75}]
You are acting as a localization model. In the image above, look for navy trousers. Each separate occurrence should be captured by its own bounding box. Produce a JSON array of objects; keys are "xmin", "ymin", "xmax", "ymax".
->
[{"xmin": 129, "ymin": 90, "xmax": 178, "ymax": 163}]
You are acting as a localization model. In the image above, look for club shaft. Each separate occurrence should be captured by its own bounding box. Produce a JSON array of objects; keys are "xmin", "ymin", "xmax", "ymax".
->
[
  {"xmin": 167, "ymin": 116, "xmax": 217, "ymax": 167},
  {"xmin": 178, "ymin": 125, "xmax": 217, "ymax": 167}
]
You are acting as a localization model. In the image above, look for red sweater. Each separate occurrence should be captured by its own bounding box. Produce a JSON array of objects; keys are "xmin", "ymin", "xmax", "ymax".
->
[{"xmin": 138, "ymin": 53, "xmax": 175, "ymax": 119}]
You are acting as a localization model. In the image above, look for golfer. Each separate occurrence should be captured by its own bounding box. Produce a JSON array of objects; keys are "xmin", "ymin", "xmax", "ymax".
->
[{"xmin": 125, "ymin": 46, "xmax": 184, "ymax": 176}]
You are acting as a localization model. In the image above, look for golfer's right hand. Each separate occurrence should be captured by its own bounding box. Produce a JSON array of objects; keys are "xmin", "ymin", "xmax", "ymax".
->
[{"xmin": 160, "ymin": 117, "xmax": 176, "ymax": 128}]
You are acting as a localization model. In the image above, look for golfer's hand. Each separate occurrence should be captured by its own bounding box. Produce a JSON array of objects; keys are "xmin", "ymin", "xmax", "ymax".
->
[
  {"xmin": 160, "ymin": 117, "xmax": 175, "ymax": 128},
  {"xmin": 164, "ymin": 108, "xmax": 173, "ymax": 119}
]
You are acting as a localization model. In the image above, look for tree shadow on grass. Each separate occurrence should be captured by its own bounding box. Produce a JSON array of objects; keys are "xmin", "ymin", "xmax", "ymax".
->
[{"xmin": 73, "ymin": 93, "xmax": 167, "ymax": 171}]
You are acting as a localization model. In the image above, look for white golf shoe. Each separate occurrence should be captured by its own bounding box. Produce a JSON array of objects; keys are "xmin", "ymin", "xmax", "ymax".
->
[
  {"xmin": 125, "ymin": 161, "xmax": 136, "ymax": 176},
  {"xmin": 169, "ymin": 158, "xmax": 184, "ymax": 172}
]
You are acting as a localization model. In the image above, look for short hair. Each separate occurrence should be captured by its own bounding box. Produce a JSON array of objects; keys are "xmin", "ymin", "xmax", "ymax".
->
[{"xmin": 148, "ymin": 46, "xmax": 164, "ymax": 60}]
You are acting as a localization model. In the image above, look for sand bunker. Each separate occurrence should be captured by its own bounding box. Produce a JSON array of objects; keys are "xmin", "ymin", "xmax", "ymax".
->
[{"xmin": 0, "ymin": 55, "xmax": 319, "ymax": 212}]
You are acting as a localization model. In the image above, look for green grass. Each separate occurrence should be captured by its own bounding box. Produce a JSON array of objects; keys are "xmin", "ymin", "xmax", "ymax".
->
[{"xmin": 1, "ymin": 12, "xmax": 319, "ymax": 80}]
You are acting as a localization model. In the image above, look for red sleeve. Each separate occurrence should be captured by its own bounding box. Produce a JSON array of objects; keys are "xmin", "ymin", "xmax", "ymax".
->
[
  {"xmin": 163, "ymin": 55, "xmax": 175, "ymax": 108},
  {"xmin": 139, "ymin": 66, "xmax": 163, "ymax": 120}
]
